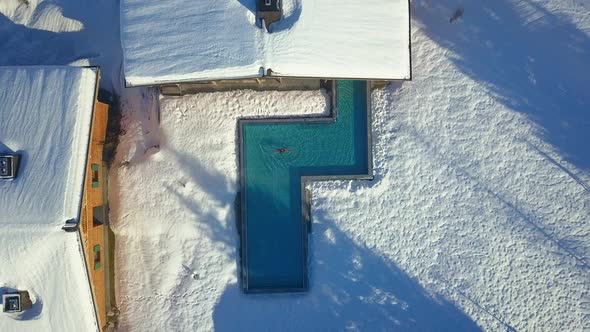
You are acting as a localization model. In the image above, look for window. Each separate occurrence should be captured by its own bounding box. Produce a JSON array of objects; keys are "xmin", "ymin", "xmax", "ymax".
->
[
  {"xmin": 93, "ymin": 205, "xmax": 105, "ymax": 226},
  {"xmin": 93, "ymin": 245, "xmax": 101, "ymax": 270},
  {"xmin": 0, "ymin": 155, "xmax": 19, "ymax": 180},
  {"xmin": 91, "ymin": 164, "xmax": 99, "ymax": 188},
  {"xmin": 0, "ymin": 157, "xmax": 10, "ymax": 177}
]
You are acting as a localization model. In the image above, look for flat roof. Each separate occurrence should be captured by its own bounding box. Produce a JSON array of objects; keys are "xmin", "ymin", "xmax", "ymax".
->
[
  {"xmin": 0, "ymin": 66, "xmax": 98, "ymax": 331},
  {"xmin": 121, "ymin": 0, "xmax": 411, "ymax": 86}
]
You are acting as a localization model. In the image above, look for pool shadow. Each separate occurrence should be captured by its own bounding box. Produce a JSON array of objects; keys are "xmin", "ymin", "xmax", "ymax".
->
[
  {"xmin": 212, "ymin": 218, "xmax": 480, "ymax": 331},
  {"xmin": 412, "ymin": 0, "xmax": 590, "ymax": 170}
]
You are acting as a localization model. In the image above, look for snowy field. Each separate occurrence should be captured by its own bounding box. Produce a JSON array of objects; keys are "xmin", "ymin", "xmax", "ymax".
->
[{"xmin": 1, "ymin": 0, "xmax": 589, "ymax": 331}]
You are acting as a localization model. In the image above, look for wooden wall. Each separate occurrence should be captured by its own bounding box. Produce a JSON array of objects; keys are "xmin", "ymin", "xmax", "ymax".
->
[{"xmin": 81, "ymin": 97, "xmax": 110, "ymax": 331}]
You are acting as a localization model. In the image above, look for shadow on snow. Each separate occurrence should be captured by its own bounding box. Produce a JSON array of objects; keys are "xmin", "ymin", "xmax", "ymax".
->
[
  {"xmin": 412, "ymin": 0, "xmax": 590, "ymax": 170},
  {"xmin": 163, "ymin": 148, "xmax": 478, "ymax": 330},
  {"xmin": 213, "ymin": 217, "xmax": 480, "ymax": 331}
]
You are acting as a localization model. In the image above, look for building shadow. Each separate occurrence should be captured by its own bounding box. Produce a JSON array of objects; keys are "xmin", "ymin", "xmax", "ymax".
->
[
  {"xmin": 0, "ymin": 13, "xmax": 81, "ymax": 66},
  {"xmin": 0, "ymin": 0, "xmax": 123, "ymax": 92},
  {"xmin": 268, "ymin": 0, "xmax": 302, "ymax": 33},
  {"xmin": 212, "ymin": 217, "xmax": 480, "ymax": 331},
  {"xmin": 161, "ymin": 144, "xmax": 478, "ymax": 330},
  {"xmin": 412, "ymin": 0, "xmax": 590, "ymax": 170}
]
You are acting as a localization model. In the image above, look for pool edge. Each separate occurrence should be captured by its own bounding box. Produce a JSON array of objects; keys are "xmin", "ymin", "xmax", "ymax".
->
[{"xmin": 238, "ymin": 80, "xmax": 374, "ymax": 293}]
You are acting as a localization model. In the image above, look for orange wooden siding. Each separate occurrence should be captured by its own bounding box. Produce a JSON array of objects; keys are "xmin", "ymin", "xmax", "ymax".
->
[{"xmin": 81, "ymin": 98, "xmax": 109, "ymax": 331}]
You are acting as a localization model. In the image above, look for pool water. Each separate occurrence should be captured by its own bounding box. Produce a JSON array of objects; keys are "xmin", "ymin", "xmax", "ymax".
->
[{"xmin": 240, "ymin": 80, "xmax": 372, "ymax": 292}]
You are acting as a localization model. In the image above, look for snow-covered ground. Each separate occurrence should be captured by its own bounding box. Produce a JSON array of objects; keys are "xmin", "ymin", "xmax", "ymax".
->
[
  {"xmin": 120, "ymin": 0, "xmax": 410, "ymax": 85},
  {"xmin": 1, "ymin": 0, "xmax": 589, "ymax": 331}
]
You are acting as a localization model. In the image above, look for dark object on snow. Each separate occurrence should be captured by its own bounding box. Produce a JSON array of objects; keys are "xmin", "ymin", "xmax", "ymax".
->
[
  {"xmin": 2, "ymin": 291, "xmax": 32, "ymax": 313},
  {"xmin": 450, "ymin": 7, "xmax": 464, "ymax": 23},
  {"xmin": 0, "ymin": 154, "xmax": 21, "ymax": 180},
  {"xmin": 257, "ymin": 0, "xmax": 282, "ymax": 32}
]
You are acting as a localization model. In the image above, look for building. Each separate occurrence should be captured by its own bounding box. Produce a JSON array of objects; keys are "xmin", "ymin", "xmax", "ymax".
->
[
  {"xmin": 0, "ymin": 66, "xmax": 111, "ymax": 331},
  {"xmin": 120, "ymin": 0, "xmax": 411, "ymax": 90}
]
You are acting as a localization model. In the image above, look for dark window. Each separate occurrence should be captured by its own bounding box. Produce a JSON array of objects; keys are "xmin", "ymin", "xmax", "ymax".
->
[
  {"xmin": 91, "ymin": 164, "xmax": 99, "ymax": 188},
  {"xmin": 93, "ymin": 205, "xmax": 105, "ymax": 226},
  {"xmin": 94, "ymin": 245, "xmax": 101, "ymax": 270}
]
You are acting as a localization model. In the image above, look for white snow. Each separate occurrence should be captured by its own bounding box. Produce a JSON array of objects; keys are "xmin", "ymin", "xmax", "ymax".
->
[
  {"xmin": 0, "ymin": 66, "xmax": 98, "ymax": 331},
  {"xmin": 0, "ymin": 229, "xmax": 98, "ymax": 332},
  {"xmin": 120, "ymin": 0, "xmax": 411, "ymax": 86},
  {"xmin": 111, "ymin": 0, "xmax": 590, "ymax": 331}
]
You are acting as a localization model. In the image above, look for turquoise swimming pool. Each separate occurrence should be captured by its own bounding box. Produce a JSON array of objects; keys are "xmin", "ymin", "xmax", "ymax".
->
[{"xmin": 239, "ymin": 80, "xmax": 372, "ymax": 292}]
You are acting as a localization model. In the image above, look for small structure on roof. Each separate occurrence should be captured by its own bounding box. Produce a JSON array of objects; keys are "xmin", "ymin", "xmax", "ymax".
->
[
  {"xmin": 2, "ymin": 291, "xmax": 32, "ymax": 313},
  {"xmin": 257, "ymin": 0, "xmax": 282, "ymax": 31}
]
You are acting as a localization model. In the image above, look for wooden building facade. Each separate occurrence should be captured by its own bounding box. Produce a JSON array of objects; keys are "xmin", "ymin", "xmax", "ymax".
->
[{"xmin": 80, "ymin": 75, "xmax": 112, "ymax": 331}]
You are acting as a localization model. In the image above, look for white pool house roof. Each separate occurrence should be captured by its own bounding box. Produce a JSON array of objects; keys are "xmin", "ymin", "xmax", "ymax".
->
[
  {"xmin": 0, "ymin": 66, "xmax": 99, "ymax": 332},
  {"xmin": 121, "ymin": 0, "xmax": 411, "ymax": 86}
]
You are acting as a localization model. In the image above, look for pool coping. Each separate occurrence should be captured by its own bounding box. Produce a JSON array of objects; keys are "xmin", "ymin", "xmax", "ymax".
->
[{"xmin": 238, "ymin": 80, "xmax": 374, "ymax": 293}]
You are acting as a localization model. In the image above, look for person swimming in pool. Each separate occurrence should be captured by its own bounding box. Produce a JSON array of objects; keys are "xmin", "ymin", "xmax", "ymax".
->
[{"xmin": 274, "ymin": 148, "xmax": 289, "ymax": 154}]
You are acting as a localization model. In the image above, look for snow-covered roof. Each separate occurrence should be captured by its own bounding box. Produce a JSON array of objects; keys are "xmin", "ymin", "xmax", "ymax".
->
[
  {"xmin": 121, "ymin": 0, "xmax": 411, "ymax": 86},
  {"xmin": 0, "ymin": 66, "xmax": 98, "ymax": 332}
]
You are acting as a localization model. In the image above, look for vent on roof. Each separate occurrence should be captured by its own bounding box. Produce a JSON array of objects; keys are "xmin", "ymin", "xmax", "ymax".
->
[
  {"xmin": 62, "ymin": 218, "xmax": 79, "ymax": 232},
  {"xmin": 2, "ymin": 291, "xmax": 32, "ymax": 313},
  {"xmin": 0, "ymin": 155, "xmax": 20, "ymax": 180}
]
